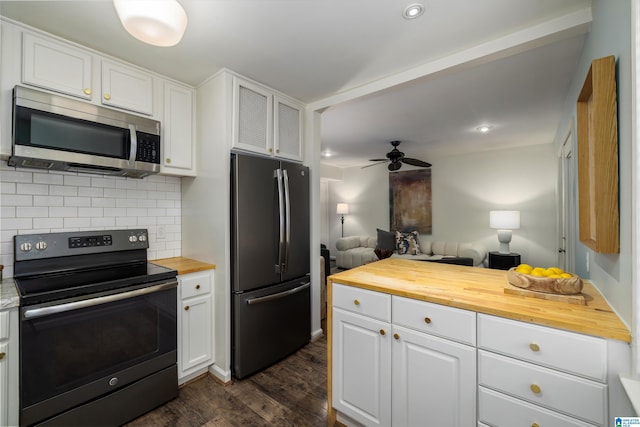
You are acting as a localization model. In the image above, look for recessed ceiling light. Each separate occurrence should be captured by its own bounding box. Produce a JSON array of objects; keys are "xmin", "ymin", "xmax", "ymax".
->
[
  {"xmin": 403, "ymin": 3, "xmax": 425, "ymax": 20},
  {"xmin": 476, "ymin": 125, "xmax": 492, "ymax": 133},
  {"xmin": 321, "ymin": 150, "xmax": 333, "ymax": 158}
]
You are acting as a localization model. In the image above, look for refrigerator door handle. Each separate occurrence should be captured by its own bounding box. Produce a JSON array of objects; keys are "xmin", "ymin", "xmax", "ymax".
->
[
  {"xmin": 245, "ymin": 282, "xmax": 311, "ymax": 305},
  {"xmin": 275, "ymin": 169, "xmax": 285, "ymax": 273},
  {"xmin": 283, "ymin": 168, "xmax": 291, "ymax": 273}
]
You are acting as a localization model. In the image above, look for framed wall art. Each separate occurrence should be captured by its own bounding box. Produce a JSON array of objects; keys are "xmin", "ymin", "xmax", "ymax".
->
[{"xmin": 389, "ymin": 169, "xmax": 432, "ymax": 234}]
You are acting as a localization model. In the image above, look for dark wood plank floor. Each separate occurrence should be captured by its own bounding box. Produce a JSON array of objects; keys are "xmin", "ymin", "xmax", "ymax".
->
[{"xmin": 125, "ymin": 337, "xmax": 328, "ymax": 427}]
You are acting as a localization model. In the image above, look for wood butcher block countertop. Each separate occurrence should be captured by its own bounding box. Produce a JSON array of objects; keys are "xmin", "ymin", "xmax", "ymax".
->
[
  {"xmin": 151, "ymin": 257, "xmax": 215, "ymax": 275},
  {"xmin": 328, "ymin": 258, "xmax": 630, "ymax": 342}
]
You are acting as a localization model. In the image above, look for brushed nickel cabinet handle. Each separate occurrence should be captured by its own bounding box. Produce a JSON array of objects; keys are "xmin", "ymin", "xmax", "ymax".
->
[
  {"xmin": 530, "ymin": 343, "xmax": 540, "ymax": 352},
  {"xmin": 530, "ymin": 384, "xmax": 541, "ymax": 394},
  {"xmin": 104, "ymin": 93, "xmax": 111, "ymax": 100},
  {"xmin": 424, "ymin": 317, "xmax": 432, "ymax": 324}
]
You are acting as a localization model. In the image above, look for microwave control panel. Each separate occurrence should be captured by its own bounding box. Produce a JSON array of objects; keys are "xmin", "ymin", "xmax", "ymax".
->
[{"xmin": 135, "ymin": 132, "xmax": 160, "ymax": 163}]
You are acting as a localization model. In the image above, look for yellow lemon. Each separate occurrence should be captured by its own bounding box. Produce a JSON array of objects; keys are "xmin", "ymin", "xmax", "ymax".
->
[
  {"xmin": 548, "ymin": 267, "xmax": 564, "ymax": 275},
  {"xmin": 518, "ymin": 263, "xmax": 533, "ymax": 270},
  {"xmin": 530, "ymin": 268, "xmax": 546, "ymax": 277},
  {"xmin": 516, "ymin": 265, "xmax": 532, "ymax": 274},
  {"xmin": 560, "ymin": 273, "xmax": 573, "ymax": 279}
]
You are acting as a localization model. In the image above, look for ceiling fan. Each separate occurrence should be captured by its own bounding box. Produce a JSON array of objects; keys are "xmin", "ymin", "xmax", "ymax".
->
[{"xmin": 364, "ymin": 141, "xmax": 432, "ymax": 171}]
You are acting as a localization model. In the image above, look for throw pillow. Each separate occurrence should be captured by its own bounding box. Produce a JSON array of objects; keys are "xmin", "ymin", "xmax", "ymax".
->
[
  {"xmin": 376, "ymin": 228, "xmax": 396, "ymax": 251},
  {"xmin": 395, "ymin": 230, "xmax": 421, "ymax": 255}
]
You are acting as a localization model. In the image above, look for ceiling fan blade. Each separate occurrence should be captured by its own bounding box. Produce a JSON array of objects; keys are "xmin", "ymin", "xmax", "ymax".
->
[
  {"xmin": 362, "ymin": 161, "xmax": 387, "ymax": 169},
  {"xmin": 368, "ymin": 158, "xmax": 388, "ymax": 162},
  {"xmin": 388, "ymin": 162, "xmax": 402, "ymax": 171},
  {"xmin": 402, "ymin": 157, "xmax": 432, "ymax": 168}
]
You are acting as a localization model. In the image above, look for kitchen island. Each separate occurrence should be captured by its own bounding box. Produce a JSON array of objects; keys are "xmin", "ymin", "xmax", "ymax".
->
[{"xmin": 327, "ymin": 258, "xmax": 633, "ymax": 426}]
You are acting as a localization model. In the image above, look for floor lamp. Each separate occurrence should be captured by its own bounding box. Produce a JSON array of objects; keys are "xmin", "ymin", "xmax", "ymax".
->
[{"xmin": 337, "ymin": 203, "xmax": 349, "ymax": 237}]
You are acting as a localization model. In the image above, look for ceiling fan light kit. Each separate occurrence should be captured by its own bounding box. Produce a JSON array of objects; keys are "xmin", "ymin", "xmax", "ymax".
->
[
  {"xmin": 365, "ymin": 140, "xmax": 431, "ymax": 171},
  {"xmin": 113, "ymin": 0, "xmax": 188, "ymax": 47}
]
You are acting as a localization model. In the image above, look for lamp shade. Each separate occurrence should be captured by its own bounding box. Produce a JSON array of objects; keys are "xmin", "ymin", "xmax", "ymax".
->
[
  {"xmin": 113, "ymin": 0, "xmax": 188, "ymax": 47},
  {"xmin": 490, "ymin": 210, "xmax": 520, "ymax": 230},
  {"xmin": 336, "ymin": 203, "xmax": 349, "ymax": 215}
]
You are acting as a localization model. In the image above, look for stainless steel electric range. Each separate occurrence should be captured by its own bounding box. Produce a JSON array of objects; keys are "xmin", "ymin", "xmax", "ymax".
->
[{"xmin": 13, "ymin": 229, "xmax": 178, "ymax": 426}]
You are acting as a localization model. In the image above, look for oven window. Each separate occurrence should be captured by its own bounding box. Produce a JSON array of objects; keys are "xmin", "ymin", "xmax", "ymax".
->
[
  {"xmin": 20, "ymin": 288, "xmax": 176, "ymax": 408},
  {"xmin": 15, "ymin": 106, "xmax": 129, "ymax": 159}
]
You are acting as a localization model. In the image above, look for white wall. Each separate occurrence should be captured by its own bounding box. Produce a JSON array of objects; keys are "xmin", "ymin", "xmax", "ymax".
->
[
  {"xmin": 0, "ymin": 161, "xmax": 182, "ymax": 278},
  {"xmin": 327, "ymin": 143, "xmax": 558, "ymax": 268},
  {"xmin": 553, "ymin": 0, "xmax": 633, "ymax": 327}
]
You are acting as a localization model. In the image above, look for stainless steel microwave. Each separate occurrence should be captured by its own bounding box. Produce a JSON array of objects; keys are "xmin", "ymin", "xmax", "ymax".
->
[{"xmin": 9, "ymin": 86, "xmax": 161, "ymax": 178}]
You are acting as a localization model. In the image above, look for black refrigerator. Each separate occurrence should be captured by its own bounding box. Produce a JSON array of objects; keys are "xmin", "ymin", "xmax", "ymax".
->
[{"xmin": 231, "ymin": 153, "xmax": 311, "ymax": 379}]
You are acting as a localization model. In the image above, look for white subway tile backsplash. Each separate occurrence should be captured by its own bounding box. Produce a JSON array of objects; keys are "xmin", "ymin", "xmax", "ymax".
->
[{"xmin": 1, "ymin": 162, "xmax": 182, "ymax": 275}]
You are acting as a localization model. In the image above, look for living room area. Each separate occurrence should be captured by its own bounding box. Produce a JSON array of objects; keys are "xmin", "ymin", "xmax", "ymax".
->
[{"xmin": 319, "ymin": 142, "xmax": 563, "ymax": 275}]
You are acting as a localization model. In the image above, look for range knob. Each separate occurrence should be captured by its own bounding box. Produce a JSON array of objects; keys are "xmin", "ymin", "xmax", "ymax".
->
[
  {"xmin": 138, "ymin": 234, "xmax": 147, "ymax": 242},
  {"xmin": 35, "ymin": 241, "xmax": 47, "ymax": 251},
  {"xmin": 20, "ymin": 242, "xmax": 32, "ymax": 252},
  {"xmin": 129, "ymin": 235, "xmax": 138, "ymax": 243}
]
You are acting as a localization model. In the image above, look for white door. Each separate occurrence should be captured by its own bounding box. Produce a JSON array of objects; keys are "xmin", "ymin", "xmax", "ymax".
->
[
  {"xmin": 558, "ymin": 129, "xmax": 576, "ymax": 272},
  {"xmin": 391, "ymin": 325, "xmax": 476, "ymax": 426},
  {"xmin": 332, "ymin": 308, "xmax": 391, "ymax": 427}
]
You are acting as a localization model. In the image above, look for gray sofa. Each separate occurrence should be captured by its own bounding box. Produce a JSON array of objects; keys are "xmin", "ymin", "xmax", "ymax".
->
[{"xmin": 335, "ymin": 235, "xmax": 487, "ymax": 269}]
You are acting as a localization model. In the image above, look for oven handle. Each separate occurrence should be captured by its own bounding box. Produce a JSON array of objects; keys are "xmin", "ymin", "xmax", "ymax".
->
[
  {"xmin": 23, "ymin": 280, "xmax": 178, "ymax": 320},
  {"xmin": 246, "ymin": 281, "xmax": 310, "ymax": 305}
]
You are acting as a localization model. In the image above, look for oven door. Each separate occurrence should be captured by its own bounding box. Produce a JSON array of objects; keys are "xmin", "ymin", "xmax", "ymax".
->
[{"xmin": 20, "ymin": 280, "xmax": 177, "ymax": 426}]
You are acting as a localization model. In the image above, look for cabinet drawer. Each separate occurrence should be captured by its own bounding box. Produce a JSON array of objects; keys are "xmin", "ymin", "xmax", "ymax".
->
[
  {"xmin": 479, "ymin": 387, "xmax": 595, "ymax": 427},
  {"xmin": 392, "ymin": 296, "xmax": 476, "ymax": 345},
  {"xmin": 332, "ymin": 283, "xmax": 391, "ymax": 322},
  {"xmin": 180, "ymin": 272, "xmax": 211, "ymax": 299},
  {"xmin": 478, "ymin": 350, "xmax": 606, "ymax": 425},
  {"xmin": 0, "ymin": 311, "xmax": 8, "ymax": 340},
  {"xmin": 478, "ymin": 314, "xmax": 606, "ymax": 381}
]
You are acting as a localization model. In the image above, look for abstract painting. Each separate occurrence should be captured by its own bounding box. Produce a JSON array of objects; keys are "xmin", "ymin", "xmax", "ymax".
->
[{"xmin": 389, "ymin": 169, "xmax": 432, "ymax": 234}]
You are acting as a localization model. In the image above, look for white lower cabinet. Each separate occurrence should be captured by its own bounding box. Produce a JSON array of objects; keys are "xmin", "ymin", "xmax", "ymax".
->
[
  {"xmin": 178, "ymin": 270, "xmax": 214, "ymax": 384},
  {"xmin": 332, "ymin": 284, "xmax": 475, "ymax": 426},
  {"xmin": 477, "ymin": 314, "xmax": 609, "ymax": 426},
  {"xmin": 0, "ymin": 308, "xmax": 19, "ymax": 427}
]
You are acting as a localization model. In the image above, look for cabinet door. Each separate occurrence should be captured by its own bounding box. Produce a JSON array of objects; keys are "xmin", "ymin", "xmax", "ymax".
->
[
  {"xmin": 101, "ymin": 60, "xmax": 153, "ymax": 115},
  {"xmin": 0, "ymin": 340, "xmax": 7, "ymax": 427},
  {"xmin": 22, "ymin": 32, "xmax": 92, "ymax": 99},
  {"xmin": 180, "ymin": 294, "xmax": 213, "ymax": 373},
  {"xmin": 274, "ymin": 95, "xmax": 303, "ymax": 161},
  {"xmin": 162, "ymin": 82, "xmax": 195, "ymax": 175},
  {"xmin": 392, "ymin": 325, "xmax": 476, "ymax": 427},
  {"xmin": 332, "ymin": 307, "xmax": 391, "ymax": 427},
  {"xmin": 232, "ymin": 77, "xmax": 273, "ymax": 156}
]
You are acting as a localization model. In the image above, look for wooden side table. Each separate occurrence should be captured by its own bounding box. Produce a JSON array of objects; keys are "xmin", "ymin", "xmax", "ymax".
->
[{"xmin": 488, "ymin": 251, "xmax": 521, "ymax": 270}]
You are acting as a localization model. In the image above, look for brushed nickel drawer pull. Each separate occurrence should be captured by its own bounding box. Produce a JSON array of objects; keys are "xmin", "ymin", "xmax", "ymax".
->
[
  {"xmin": 530, "ymin": 343, "xmax": 540, "ymax": 352},
  {"xmin": 530, "ymin": 384, "xmax": 541, "ymax": 394},
  {"xmin": 424, "ymin": 317, "xmax": 432, "ymax": 324}
]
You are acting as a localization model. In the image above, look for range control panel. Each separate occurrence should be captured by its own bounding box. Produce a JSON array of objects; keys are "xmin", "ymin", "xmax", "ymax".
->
[{"xmin": 15, "ymin": 229, "xmax": 149, "ymax": 261}]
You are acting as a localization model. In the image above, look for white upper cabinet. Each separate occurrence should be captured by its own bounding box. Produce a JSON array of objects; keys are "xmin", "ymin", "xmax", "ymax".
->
[
  {"xmin": 22, "ymin": 32, "xmax": 92, "ymax": 100},
  {"xmin": 232, "ymin": 77, "xmax": 273, "ymax": 156},
  {"xmin": 162, "ymin": 81, "xmax": 195, "ymax": 175},
  {"xmin": 232, "ymin": 76, "xmax": 304, "ymax": 162},
  {"xmin": 274, "ymin": 95, "xmax": 303, "ymax": 161},
  {"xmin": 101, "ymin": 60, "xmax": 154, "ymax": 115}
]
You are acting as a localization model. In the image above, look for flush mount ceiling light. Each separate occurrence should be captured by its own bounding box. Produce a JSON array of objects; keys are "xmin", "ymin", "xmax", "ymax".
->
[
  {"xmin": 113, "ymin": 0, "xmax": 188, "ymax": 47},
  {"xmin": 476, "ymin": 125, "xmax": 492, "ymax": 133},
  {"xmin": 403, "ymin": 3, "xmax": 425, "ymax": 20}
]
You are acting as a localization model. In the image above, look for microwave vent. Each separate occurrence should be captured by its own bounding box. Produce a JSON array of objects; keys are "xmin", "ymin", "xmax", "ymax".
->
[{"xmin": 10, "ymin": 158, "xmax": 54, "ymax": 170}]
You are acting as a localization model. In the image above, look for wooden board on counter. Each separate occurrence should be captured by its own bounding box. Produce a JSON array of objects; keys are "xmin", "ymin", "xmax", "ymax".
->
[
  {"xmin": 151, "ymin": 257, "xmax": 215, "ymax": 276},
  {"xmin": 327, "ymin": 257, "xmax": 630, "ymax": 342}
]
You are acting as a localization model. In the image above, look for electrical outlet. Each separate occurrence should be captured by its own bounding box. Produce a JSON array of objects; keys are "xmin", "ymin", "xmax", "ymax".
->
[{"xmin": 157, "ymin": 225, "xmax": 166, "ymax": 240}]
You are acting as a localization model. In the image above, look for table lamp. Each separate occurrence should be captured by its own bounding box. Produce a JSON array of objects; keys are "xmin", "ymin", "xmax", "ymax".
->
[{"xmin": 490, "ymin": 210, "xmax": 520, "ymax": 254}]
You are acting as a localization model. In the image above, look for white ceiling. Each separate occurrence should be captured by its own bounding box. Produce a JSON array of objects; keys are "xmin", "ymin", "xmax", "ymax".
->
[{"xmin": 0, "ymin": 0, "xmax": 591, "ymax": 168}]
